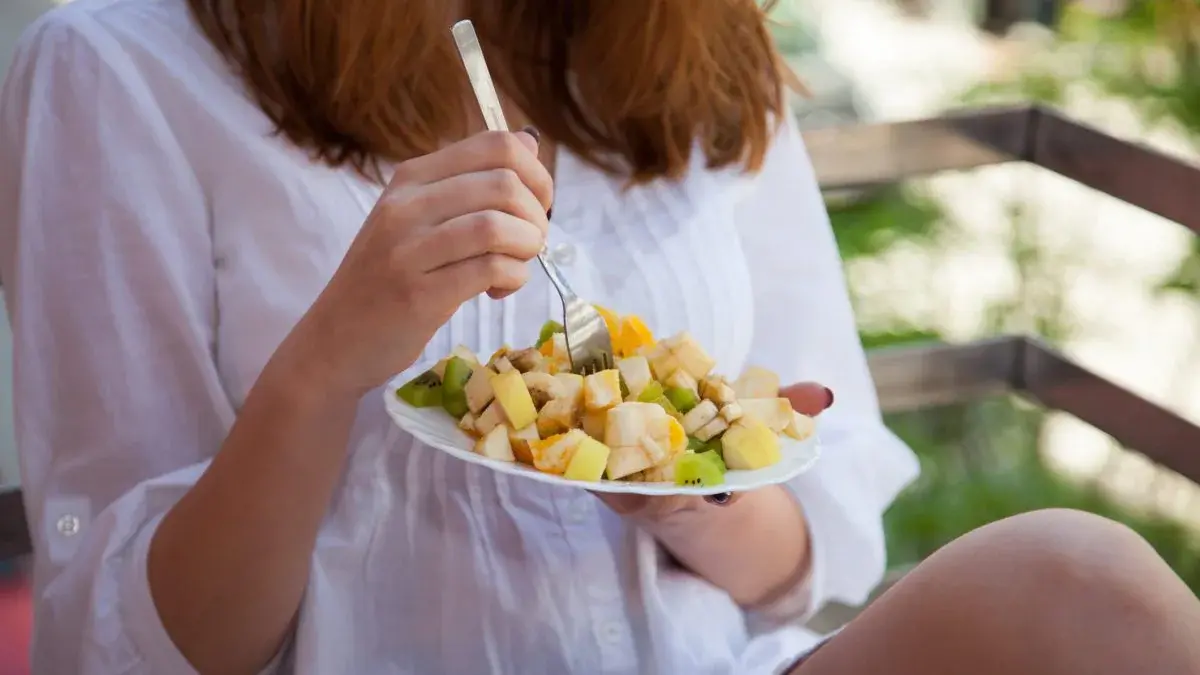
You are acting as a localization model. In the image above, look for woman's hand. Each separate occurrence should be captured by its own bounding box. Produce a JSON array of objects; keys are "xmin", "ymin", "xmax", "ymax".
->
[
  {"xmin": 597, "ymin": 381, "xmax": 834, "ymax": 521},
  {"xmin": 281, "ymin": 129, "xmax": 553, "ymax": 400}
]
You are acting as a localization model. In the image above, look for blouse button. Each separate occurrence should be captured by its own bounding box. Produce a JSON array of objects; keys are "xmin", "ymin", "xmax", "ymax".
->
[
  {"xmin": 55, "ymin": 514, "xmax": 81, "ymax": 537},
  {"xmin": 550, "ymin": 243, "xmax": 577, "ymax": 266}
]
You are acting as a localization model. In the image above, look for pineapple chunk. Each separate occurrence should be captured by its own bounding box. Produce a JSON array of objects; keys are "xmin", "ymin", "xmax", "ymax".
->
[
  {"xmin": 583, "ymin": 370, "xmax": 623, "ymax": 410},
  {"xmin": 508, "ymin": 424, "xmax": 540, "ymax": 465},
  {"xmin": 733, "ymin": 366, "xmax": 780, "ymax": 399},
  {"xmin": 563, "ymin": 436, "xmax": 611, "ymax": 482},
  {"xmin": 529, "ymin": 429, "xmax": 588, "ymax": 474},
  {"xmin": 464, "ymin": 367, "xmax": 496, "ymax": 414},
  {"xmin": 554, "ymin": 373, "xmax": 585, "ymax": 404},
  {"xmin": 474, "ymin": 402, "xmax": 505, "ymax": 436},
  {"xmin": 681, "ymin": 399, "xmax": 719, "ymax": 436},
  {"xmin": 616, "ymin": 356, "xmax": 653, "ymax": 399},
  {"xmin": 491, "ymin": 371, "xmax": 538, "ymax": 429},
  {"xmin": 722, "ymin": 417, "xmax": 782, "ymax": 470},
  {"xmin": 671, "ymin": 333, "xmax": 716, "ymax": 379},
  {"xmin": 475, "ymin": 424, "xmax": 515, "ymax": 462},
  {"xmin": 783, "ymin": 412, "xmax": 816, "ymax": 441},
  {"xmin": 739, "ymin": 398, "xmax": 794, "ymax": 433},
  {"xmin": 664, "ymin": 368, "xmax": 699, "ymax": 395}
]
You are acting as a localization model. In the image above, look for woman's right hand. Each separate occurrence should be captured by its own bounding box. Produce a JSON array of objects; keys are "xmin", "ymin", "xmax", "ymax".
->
[{"xmin": 283, "ymin": 129, "xmax": 553, "ymax": 399}]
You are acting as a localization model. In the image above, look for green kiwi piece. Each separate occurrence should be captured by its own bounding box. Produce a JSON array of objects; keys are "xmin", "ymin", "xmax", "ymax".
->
[
  {"xmin": 650, "ymin": 395, "xmax": 681, "ymax": 419},
  {"xmin": 664, "ymin": 386, "xmax": 699, "ymax": 413},
  {"xmin": 674, "ymin": 451, "xmax": 727, "ymax": 487},
  {"xmin": 686, "ymin": 436, "xmax": 707, "ymax": 452},
  {"xmin": 695, "ymin": 449, "xmax": 727, "ymax": 473},
  {"xmin": 440, "ymin": 357, "xmax": 473, "ymax": 419},
  {"xmin": 535, "ymin": 320, "xmax": 565, "ymax": 347},
  {"xmin": 396, "ymin": 380, "xmax": 444, "ymax": 408},
  {"xmin": 636, "ymin": 381, "xmax": 665, "ymax": 403}
]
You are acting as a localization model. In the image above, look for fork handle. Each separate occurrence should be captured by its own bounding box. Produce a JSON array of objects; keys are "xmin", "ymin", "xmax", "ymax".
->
[{"xmin": 537, "ymin": 252, "xmax": 578, "ymax": 304}]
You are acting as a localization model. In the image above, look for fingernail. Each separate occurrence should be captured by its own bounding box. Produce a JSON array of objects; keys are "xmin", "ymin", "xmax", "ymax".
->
[
  {"xmin": 822, "ymin": 387, "xmax": 835, "ymax": 410},
  {"xmin": 520, "ymin": 125, "xmax": 540, "ymax": 143}
]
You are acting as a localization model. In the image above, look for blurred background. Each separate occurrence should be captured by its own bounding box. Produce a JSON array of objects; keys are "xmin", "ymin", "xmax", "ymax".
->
[{"xmin": 2, "ymin": 0, "xmax": 1200, "ymax": 672}]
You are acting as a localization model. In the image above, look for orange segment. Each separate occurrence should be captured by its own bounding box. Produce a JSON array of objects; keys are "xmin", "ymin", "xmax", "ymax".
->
[
  {"xmin": 666, "ymin": 417, "xmax": 688, "ymax": 456},
  {"xmin": 593, "ymin": 304, "xmax": 621, "ymax": 340},
  {"xmin": 615, "ymin": 315, "xmax": 655, "ymax": 357}
]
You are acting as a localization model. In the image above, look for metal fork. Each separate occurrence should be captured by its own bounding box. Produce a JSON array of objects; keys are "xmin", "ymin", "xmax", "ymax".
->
[{"xmin": 452, "ymin": 20, "xmax": 614, "ymax": 375}]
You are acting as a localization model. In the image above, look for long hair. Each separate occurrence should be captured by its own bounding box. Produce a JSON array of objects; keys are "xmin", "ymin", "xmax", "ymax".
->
[{"xmin": 188, "ymin": 0, "xmax": 789, "ymax": 183}]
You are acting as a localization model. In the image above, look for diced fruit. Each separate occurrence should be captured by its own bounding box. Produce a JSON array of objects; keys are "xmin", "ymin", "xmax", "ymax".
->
[
  {"xmin": 536, "ymin": 397, "xmax": 578, "ymax": 438},
  {"xmin": 463, "ymin": 367, "xmax": 496, "ymax": 414},
  {"xmin": 614, "ymin": 315, "xmax": 655, "ymax": 357},
  {"xmin": 440, "ymin": 356, "xmax": 474, "ymax": 419},
  {"xmin": 664, "ymin": 386, "xmax": 699, "ymax": 413},
  {"xmin": 722, "ymin": 417, "xmax": 782, "ymax": 470},
  {"xmin": 604, "ymin": 402, "xmax": 662, "ymax": 447},
  {"xmin": 739, "ymin": 398, "xmax": 794, "ymax": 433},
  {"xmin": 783, "ymin": 412, "xmax": 816, "ymax": 441},
  {"xmin": 583, "ymin": 370, "xmax": 623, "ymax": 410},
  {"xmin": 639, "ymin": 460, "xmax": 677, "ymax": 483},
  {"xmin": 617, "ymin": 356, "xmax": 653, "ymax": 400},
  {"xmin": 529, "ymin": 429, "xmax": 588, "ymax": 474},
  {"xmin": 474, "ymin": 402, "xmax": 505, "ymax": 436},
  {"xmin": 396, "ymin": 373, "xmax": 443, "ymax": 408},
  {"xmin": 681, "ymin": 399, "xmax": 719, "ymax": 436},
  {"xmin": 508, "ymin": 424, "xmax": 540, "ymax": 465},
  {"xmin": 665, "ymin": 416, "xmax": 688, "ymax": 456},
  {"xmin": 492, "ymin": 357, "xmax": 516, "ymax": 374},
  {"xmin": 648, "ymin": 395, "xmax": 682, "ymax": 420},
  {"xmin": 605, "ymin": 444, "xmax": 655, "ymax": 479},
  {"xmin": 536, "ymin": 320, "xmax": 564, "ymax": 348},
  {"xmin": 581, "ymin": 409, "xmax": 608, "ymax": 440},
  {"xmin": 670, "ymin": 333, "xmax": 716, "ymax": 379},
  {"xmin": 664, "ymin": 369, "xmax": 699, "ymax": 395},
  {"xmin": 509, "ymin": 348, "xmax": 544, "ymax": 373},
  {"xmin": 433, "ymin": 346, "xmax": 479, "ymax": 379},
  {"xmin": 719, "ymin": 403, "xmax": 743, "ymax": 423},
  {"xmin": 475, "ymin": 425, "xmax": 515, "ymax": 462},
  {"xmin": 695, "ymin": 415, "xmax": 729, "ymax": 442},
  {"xmin": 674, "ymin": 451, "xmax": 727, "ymax": 487},
  {"xmin": 636, "ymin": 381, "xmax": 665, "ymax": 403},
  {"xmin": 733, "ymin": 366, "xmax": 780, "ymax": 399},
  {"xmin": 593, "ymin": 305, "xmax": 621, "ymax": 340},
  {"xmin": 555, "ymin": 373, "xmax": 585, "ymax": 403},
  {"xmin": 458, "ymin": 411, "xmax": 478, "ymax": 434},
  {"xmin": 522, "ymin": 372, "xmax": 564, "ymax": 409},
  {"xmin": 699, "ymin": 376, "xmax": 737, "ymax": 407},
  {"xmin": 563, "ymin": 437, "xmax": 611, "ymax": 482},
  {"xmin": 491, "ymin": 371, "xmax": 538, "ymax": 429},
  {"xmin": 644, "ymin": 343, "xmax": 681, "ymax": 381}
]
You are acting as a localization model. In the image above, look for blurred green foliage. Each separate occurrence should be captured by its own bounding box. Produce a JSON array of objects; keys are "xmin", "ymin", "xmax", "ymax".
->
[{"xmin": 812, "ymin": 0, "xmax": 1200, "ymax": 593}]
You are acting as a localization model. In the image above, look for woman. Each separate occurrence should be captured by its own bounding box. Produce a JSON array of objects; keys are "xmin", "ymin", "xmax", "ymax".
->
[{"xmin": 1, "ymin": 1, "xmax": 1198, "ymax": 673}]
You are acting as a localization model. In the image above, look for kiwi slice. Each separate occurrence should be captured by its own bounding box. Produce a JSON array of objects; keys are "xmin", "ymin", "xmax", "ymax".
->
[
  {"xmin": 686, "ymin": 436, "xmax": 707, "ymax": 452},
  {"xmin": 535, "ymin": 320, "xmax": 565, "ymax": 347},
  {"xmin": 440, "ymin": 356, "xmax": 473, "ymax": 419},
  {"xmin": 674, "ymin": 451, "xmax": 727, "ymax": 487},
  {"xmin": 664, "ymin": 386, "xmax": 699, "ymax": 413},
  {"xmin": 636, "ymin": 381, "xmax": 665, "ymax": 403},
  {"xmin": 649, "ymin": 395, "xmax": 681, "ymax": 419},
  {"xmin": 695, "ymin": 449, "xmax": 727, "ymax": 473}
]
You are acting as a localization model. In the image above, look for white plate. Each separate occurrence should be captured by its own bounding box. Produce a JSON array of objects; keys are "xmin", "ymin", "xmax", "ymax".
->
[{"xmin": 383, "ymin": 374, "xmax": 822, "ymax": 496}]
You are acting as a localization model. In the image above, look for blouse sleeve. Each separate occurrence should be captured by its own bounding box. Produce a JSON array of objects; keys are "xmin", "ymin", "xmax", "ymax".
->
[
  {"xmin": 0, "ymin": 11, "xmax": 279, "ymax": 674},
  {"xmin": 734, "ymin": 113, "xmax": 921, "ymax": 628}
]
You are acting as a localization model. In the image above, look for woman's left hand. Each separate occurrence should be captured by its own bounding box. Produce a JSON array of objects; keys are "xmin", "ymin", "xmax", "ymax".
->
[{"xmin": 596, "ymin": 381, "xmax": 834, "ymax": 523}]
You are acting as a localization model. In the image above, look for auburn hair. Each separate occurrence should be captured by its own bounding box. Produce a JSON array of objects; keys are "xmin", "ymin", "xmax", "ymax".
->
[{"xmin": 187, "ymin": 0, "xmax": 790, "ymax": 183}]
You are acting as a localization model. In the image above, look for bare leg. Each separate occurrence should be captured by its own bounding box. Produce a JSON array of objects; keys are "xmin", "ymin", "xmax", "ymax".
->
[{"xmin": 795, "ymin": 509, "xmax": 1200, "ymax": 675}]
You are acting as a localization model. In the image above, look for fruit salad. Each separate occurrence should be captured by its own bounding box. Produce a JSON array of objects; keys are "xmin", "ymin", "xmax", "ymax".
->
[{"xmin": 395, "ymin": 309, "xmax": 815, "ymax": 487}]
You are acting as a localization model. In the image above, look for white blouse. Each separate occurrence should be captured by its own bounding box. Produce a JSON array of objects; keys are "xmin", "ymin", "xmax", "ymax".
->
[{"xmin": 0, "ymin": 0, "xmax": 919, "ymax": 673}]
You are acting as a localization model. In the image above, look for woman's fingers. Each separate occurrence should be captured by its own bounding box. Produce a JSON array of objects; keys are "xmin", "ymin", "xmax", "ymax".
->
[
  {"xmin": 416, "ymin": 210, "xmax": 544, "ymax": 271},
  {"xmin": 392, "ymin": 130, "xmax": 554, "ymax": 211},
  {"xmin": 430, "ymin": 253, "xmax": 532, "ymax": 303},
  {"xmin": 780, "ymin": 382, "xmax": 835, "ymax": 417},
  {"xmin": 410, "ymin": 168, "xmax": 550, "ymax": 236}
]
